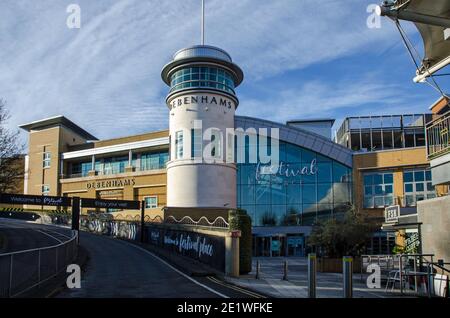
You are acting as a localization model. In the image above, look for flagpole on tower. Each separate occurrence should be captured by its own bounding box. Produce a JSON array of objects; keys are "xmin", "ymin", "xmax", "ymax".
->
[{"xmin": 201, "ymin": 0, "xmax": 205, "ymax": 45}]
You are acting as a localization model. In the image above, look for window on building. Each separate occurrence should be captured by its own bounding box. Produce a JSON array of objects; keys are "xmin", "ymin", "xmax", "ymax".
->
[
  {"xmin": 70, "ymin": 162, "xmax": 92, "ymax": 177},
  {"xmin": 43, "ymin": 152, "xmax": 51, "ymax": 168},
  {"xmin": 371, "ymin": 130, "xmax": 383, "ymax": 151},
  {"xmin": 382, "ymin": 130, "xmax": 393, "ymax": 149},
  {"xmin": 414, "ymin": 129, "xmax": 426, "ymax": 147},
  {"xmin": 144, "ymin": 196, "xmax": 158, "ymax": 209},
  {"xmin": 140, "ymin": 152, "xmax": 169, "ymax": 171},
  {"xmin": 404, "ymin": 130, "xmax": 415, "ymax": 148},
  {"xmin": 404, "ymin": 169, "xmax": 436, "ymax": 206},
  {"xmin": 361, "ymin": 132, "xmax": 371, "ymax": 151},
  {"xmin": 393, "ymin": 130, "xmax": 403, "ymax": 148},
  {"xmin": 102, "ymin": 156, "xmax": 128, "ymax": 175},
  {"xmin": 191, "ymin": 128, "xmax": 202, "ymax": 158},
  {"xmin": 350, "ymin": 132, "xmax": 361, "ymax": 151},
  {"xmin": 210, "ymin": 129, "xmax": 221, "ymax": 158},
  {"xmin": 42, "ymin": 185, "xmax": 50, "ymax": 195},
  {"xmin": 175, "ymin": 131, "xmax": 183, "ymax": 159},
  {"xmin": 363, "ymin": 172, "xmax": 394, "ymax": 208}
]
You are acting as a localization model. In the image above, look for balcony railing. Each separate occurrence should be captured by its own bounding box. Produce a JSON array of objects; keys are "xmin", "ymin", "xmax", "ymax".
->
[
  {"xmin": 62, "ymin": 165, "xmax": 167, "ymax": 179},
  {"xmin": 426, "ymin": 110, "xmax": 450, "ymax": 160}
]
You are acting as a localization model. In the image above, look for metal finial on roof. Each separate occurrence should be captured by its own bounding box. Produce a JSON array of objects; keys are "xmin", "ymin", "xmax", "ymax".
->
[{"xmin": 201, "ymin": 0, "xmax": 205, "ymax": 45}]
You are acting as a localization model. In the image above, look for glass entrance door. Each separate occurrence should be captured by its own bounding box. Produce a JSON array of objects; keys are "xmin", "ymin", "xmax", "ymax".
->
[{"xmin": 287, "ymin": 235, "xmax": 305, "ymax": 256}]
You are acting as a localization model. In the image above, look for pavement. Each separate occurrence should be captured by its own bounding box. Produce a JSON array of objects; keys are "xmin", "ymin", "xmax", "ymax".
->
[{"xmin": 225, "ymin": 257, "xmax": 400, "ymax": 298}]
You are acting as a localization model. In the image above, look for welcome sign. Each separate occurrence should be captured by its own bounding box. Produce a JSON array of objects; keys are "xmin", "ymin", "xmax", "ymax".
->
[{"xmin": 0, "ymin": 193, "xmax": 72, "ymax": 207}]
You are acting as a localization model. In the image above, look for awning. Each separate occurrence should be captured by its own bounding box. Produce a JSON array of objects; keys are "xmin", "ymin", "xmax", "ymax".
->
[{"xmin": 378, "ymin": 0, "xmax": 450, "ymax": 82}]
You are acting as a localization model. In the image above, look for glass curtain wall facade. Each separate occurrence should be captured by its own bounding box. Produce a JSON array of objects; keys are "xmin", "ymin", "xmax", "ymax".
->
[
  {"xmin": 237, "ymin": 139, "xmax": 353, "ymax": 227},
  {"xmin": 336, "ymin": 114, "xmax": 431, "ymax": 152}
]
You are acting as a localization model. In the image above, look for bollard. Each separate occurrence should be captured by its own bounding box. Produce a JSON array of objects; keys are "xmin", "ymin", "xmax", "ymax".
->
[
  {"xmin": 308, "ymin": 253, "xmax": 317, "ymax": 298},
  {"xmin": 283, "ymin": 260, "xmax": 288, "ymax": 281},
  {"xmin": 140, "ymin": 200, "xmax": 145, "ymax": 243},
  {"xmin": 255, "ymin": 260, "xmax": 260, "ymax": 279},
  {"xmin": 427, "ymin": 263, "xmax": 433, "ymax": 298},
  {"xmin": 343, "ymin": 256, "xmax": 353, "ymax": 298},
  {"xmin": 399, "ymin": 255, "xmax": 403, "ymax": 294}
]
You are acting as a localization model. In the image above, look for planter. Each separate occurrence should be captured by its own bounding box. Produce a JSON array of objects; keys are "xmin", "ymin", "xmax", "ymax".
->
[{"xmin": 317, "ymin": 257, "xmax": 361, "ymax": 273}]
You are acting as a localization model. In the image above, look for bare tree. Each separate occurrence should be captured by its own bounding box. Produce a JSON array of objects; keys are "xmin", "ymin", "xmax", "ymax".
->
[{"xmin": 0, "ymin": 99, "xmax": 24, "ymax": 193}]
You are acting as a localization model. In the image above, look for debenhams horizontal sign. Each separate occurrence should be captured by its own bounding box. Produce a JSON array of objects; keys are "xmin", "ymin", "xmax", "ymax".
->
[
  {"xmin": 86, "ymin": 179, "xmax": 136, "ymax": 190},
  {"xmin": 170, "ymin": 95, "xmax": 233, "ymax": 109}
]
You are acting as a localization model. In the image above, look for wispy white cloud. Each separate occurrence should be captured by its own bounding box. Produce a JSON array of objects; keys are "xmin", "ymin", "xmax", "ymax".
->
[
  {"xmin": 237, "ymin": 73, "xmax": 433, "ymax": 129},
  {"xmin": 0, "ymin": 0, "xmax": 442, "ymax": 145}
]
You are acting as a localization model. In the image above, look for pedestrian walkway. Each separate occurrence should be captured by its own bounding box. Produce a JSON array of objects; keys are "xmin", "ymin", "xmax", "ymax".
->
[{"xmin": 225, "ymin": 257, "xmax": 399, "ymax": 298}]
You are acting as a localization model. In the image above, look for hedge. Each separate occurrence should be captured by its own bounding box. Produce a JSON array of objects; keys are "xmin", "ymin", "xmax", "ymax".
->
[{"xmin": 228, "ymin": 209, "xmax": 252, "ymax": 274}]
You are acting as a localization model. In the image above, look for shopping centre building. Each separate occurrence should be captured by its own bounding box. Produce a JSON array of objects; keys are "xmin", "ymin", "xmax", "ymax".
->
[{"xmin": 17, "ymin": 45, "xmax": 449, "ymax": 257}]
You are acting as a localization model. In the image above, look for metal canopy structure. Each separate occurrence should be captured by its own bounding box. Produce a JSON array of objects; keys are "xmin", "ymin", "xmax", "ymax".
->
[{"xmin": 378, "ymin": 0, "xmax": 450, "ymax": 83}]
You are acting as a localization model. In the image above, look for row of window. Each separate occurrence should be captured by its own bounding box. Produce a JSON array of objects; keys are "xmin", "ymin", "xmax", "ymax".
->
[
  {"xmin": 169, "ymin": 81, "xmax": 235, "ymax": 95},
  {"xmin": 238, "ymin": 182, "xmax": 352, "ymax": 206},
  {"xmin": 363, "ymin": 168, "xmax": 436, "ymax": 208},
  {"xmin": 240, "ymin": 204, "xmax": 349, "ymax": 227},
  {"xmin": 70, "ymin": 152, "xmax": 169, "ymax": 177},
  {"xmin": 170, "ymin": 67, "xmax": 234, "ymax": 87},
  {"xmin": 169, "ymin": 66, "xmax": 235, "ymax": 95},
  {"xmin": 346, "ymin": 129, "xmax": 425, "ymax": 152}
]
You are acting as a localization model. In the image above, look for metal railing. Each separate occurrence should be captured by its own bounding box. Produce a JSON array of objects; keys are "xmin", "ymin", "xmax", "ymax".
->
[
  {"xmin": 0, "ymin": 230, "xmax": 78, "ymax": 298},
  {"xmin": 360, "ymin": 253, "xmax": 450, "ymax": 297},
  {"xmin": 426, "ymin": 110, "xmax": 450, "ymax": 159}
]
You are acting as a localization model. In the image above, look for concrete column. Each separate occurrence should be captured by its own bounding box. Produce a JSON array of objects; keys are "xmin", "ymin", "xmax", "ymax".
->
[
  {"xmin": 125, "ymin": 150, "xmax": 135, "ymax": 172},
  {"xmin": 225, "ymin": 230, "xmax": 241, "ymax": 277},
  {"xmin": 88, "ymin": 155, "xmax": 97, "ymax": 176},
  {"xmin": 59, "ymin": 159, "xmax": 64, "ymax": 178},
  {"xmin": 125, "ymin": 150, "xmax": 135, "ymax": 171},
  {"xmin": 128, "ymin": 149, "xmax": 132, "ymax": 167}
]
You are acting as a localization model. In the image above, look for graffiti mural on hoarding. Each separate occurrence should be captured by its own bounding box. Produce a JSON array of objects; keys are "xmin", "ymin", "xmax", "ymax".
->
[
  {"xmin": 147, "ymin": 227, "xmax": 225, "ymax": 271},
  {"xmin": 81, "ymin": 218, "xmax": 139, "ymax": 240}
]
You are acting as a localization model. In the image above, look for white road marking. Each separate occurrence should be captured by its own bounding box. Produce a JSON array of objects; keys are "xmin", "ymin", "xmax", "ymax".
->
[
  {"xmin": 118, "ymin": 239, "xmax": 229, "ymax": 298},
  {"xmin": 35, "ymin": 230, "xmax": 63, "ymax": 243},
  {"xmin": 41, "ymin": 228, "xmax": 73, "ymax": 239}
]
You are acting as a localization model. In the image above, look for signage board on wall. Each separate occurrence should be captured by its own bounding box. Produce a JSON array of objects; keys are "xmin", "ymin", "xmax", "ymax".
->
[
  {"xmin": 81, "ymin": 198, "xmax": 140, "ymax": 210},
  {"xmin": 86, "ymin": 178, "xmax": 136, "ymax": 190},
  {"xmin": 385, "ymin": 205, "xmax": 400, "ymax": 223},
  {"xmin": 0, "ymin": 193, "xmax": 71, "ymax": 207},
  {"xmin": 146, "ymin": 227, "xmax": 225, "ymax": 271}
]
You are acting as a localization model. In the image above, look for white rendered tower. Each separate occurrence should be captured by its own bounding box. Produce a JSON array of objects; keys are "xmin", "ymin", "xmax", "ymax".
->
[{"xmin": 161, "ymin": 45, "xmax": 244, "ymax": 208}]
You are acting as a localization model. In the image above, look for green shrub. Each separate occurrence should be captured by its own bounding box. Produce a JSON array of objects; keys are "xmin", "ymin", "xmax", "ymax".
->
[{"xmin": 228, "ymin": 209, "xmax": 252, "ymax": 274}]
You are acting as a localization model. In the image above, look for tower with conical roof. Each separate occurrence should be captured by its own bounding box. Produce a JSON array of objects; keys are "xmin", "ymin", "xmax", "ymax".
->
[{"xmin": 161, "ymin": 2, "xmax": 244, "ymax": 209}]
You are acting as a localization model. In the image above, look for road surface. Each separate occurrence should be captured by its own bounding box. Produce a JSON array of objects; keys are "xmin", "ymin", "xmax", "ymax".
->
[
  {"xmin": 57, "ymin": 232, "xmax": 263, "ymax": 298},
  {"xmin": 0, "ymin": 218, "xmax": 73, "ymax": 254},
  {"xmin": 0, "ymin": 218, "xmax": 263, "ymax": 298}
]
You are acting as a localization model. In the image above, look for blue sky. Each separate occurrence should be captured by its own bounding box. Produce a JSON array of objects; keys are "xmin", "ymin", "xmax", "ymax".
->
[{"xmin": 1, "ymin": 0, "xmax": 449, "ymax": 143}]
